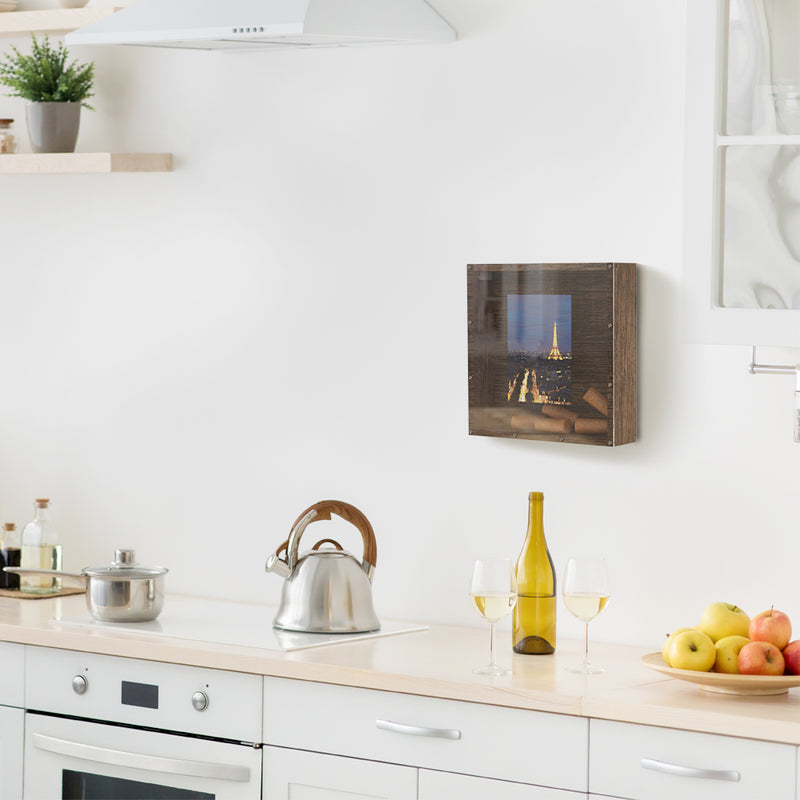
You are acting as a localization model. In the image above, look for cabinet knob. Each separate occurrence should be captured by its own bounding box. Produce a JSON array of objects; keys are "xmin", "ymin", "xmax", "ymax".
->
[
  {"xmin": 191, "ymin": 691, "xmax": 209, "ymax": 711},
  {"xmin": 71, "ymin": 675, "xmax": 88, "ymax": 695}
]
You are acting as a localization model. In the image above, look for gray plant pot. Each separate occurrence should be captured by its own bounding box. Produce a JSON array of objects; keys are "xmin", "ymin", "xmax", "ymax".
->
[{"xmin": 26, "ymin": 102, "xmax": 82, "ymax": 154}]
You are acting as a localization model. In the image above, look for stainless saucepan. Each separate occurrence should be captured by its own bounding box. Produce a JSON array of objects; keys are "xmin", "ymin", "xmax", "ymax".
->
[{"xmin": 5, "ymin": 548, "xmax": 168, "ymax": 622}]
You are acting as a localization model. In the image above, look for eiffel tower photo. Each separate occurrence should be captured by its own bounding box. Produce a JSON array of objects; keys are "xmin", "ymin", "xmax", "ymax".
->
[
  {"xmin": 506, "ymin": 296, "xmax": 572, "ymax": 406},
  {"xmin": 548, "ymin": 321, "xmax": 563, "ymax": 360}
]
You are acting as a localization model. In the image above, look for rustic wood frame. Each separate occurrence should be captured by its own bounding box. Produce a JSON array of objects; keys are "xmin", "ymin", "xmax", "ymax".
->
[{"xmin": 467, "ymin": 263, "xmax": 636, "ymax": 447}]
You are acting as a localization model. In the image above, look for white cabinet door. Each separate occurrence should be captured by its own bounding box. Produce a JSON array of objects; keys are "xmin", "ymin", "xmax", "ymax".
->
[
  {"xmin": 590, "ymin": 718, "xmax": 796, "ymax": 800},
  {"xmin": 263, "ymin": 746, "xmax": 417, "ymax": 800},
  {"xmin": 420, "ymin": 770, "xmax": 586, "ymax": 799},
  {"xmin": 0, "ymin": 643, "xmax": 24, "ymax": 708},
  {"xmin": 0, "ymin": 706, "xmax": 23, "ymax": 800}
]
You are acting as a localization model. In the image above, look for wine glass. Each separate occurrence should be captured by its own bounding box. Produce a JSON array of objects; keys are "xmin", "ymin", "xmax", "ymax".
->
[
  {"xmin": 469, "ymin": 558, "xmax": 517, "ymax": 676},
  {"xmin": 562, "ymin": 557, "xmax": 609, "ymax": 674}
]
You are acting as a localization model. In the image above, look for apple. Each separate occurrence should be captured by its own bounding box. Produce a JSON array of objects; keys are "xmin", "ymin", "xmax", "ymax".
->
[
  {"xmin": 668, "ymin": 630, "xmax": 716, "ymax": 672},
  {"xmin": 783, "ymin": 641, "xmax": 800, "ymax": 675},
  {"xmin": 713, "ymin": 635, "xmax": 750, "ymax": 674},
  {"xmin": 738, "ymin": 641, "xmax": 785, "ymax": 676},
  {"xmin": 749, "ymin": 608, "xmax": 792, "ymax": 650},
  {"xmin": 697, "ymin": 602, "xmax": 750, "ymax": 643},
  {"xmin": 662, "ymin": 627, "xmax": 694, "ymax": 666}
]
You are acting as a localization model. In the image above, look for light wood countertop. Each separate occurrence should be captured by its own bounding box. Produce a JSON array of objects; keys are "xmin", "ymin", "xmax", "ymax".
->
[{"xmin": 2, "ymin": 593, "xmax": 799, "ymax": 746}]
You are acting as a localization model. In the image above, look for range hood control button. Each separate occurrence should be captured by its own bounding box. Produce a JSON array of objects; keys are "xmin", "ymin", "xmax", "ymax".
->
[
  {"xmin": 191, "ymin": 691, "xmax": 209, "ymax": 711},
  {"xmin": 72, "ymin": 675, "xmax": 88, "ymax": 695}
]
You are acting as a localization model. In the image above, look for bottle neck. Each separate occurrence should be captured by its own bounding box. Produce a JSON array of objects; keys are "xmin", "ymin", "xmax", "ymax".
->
[{"xmin": 525, "ymin": 496, "xmax": 545, "ymax": 545}]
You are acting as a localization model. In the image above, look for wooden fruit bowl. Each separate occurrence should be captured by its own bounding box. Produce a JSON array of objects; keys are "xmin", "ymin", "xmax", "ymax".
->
[{"xmin": 641, "ymin": 652, "xmax": 800, "ymax": 696}]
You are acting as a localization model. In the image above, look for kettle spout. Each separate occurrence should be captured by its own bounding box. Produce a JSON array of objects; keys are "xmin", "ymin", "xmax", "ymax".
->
[{"xmin": 265, "ymin": 552, "xmax": 291, "ymax": 579}]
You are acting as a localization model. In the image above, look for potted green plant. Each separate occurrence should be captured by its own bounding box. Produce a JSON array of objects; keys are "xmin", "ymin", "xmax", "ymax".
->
[{"xmin": 0, "ymin": 34, "xmax": 94, "ymax": 154}]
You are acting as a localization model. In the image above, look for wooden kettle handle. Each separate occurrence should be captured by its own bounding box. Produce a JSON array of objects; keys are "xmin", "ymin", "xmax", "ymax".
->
[{"xmin": 288, "ymin": 500, "xmax": 377, "ymax": 569}]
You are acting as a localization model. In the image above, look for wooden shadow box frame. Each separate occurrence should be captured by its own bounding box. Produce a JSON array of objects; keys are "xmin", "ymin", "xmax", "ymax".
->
[{"xmin": 467, "ymin": 263, "xmax": 636, "ymax": 447}]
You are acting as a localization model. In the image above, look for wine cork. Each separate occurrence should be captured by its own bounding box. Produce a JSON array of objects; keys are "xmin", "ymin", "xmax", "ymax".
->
[
  {"xmin": 533, "ymin": 415, "xmax": 571, "ymax": 434},
  {"xmin": 574, "ymin": 417, "xmax": 608, "ymax": 435},
  {"xmin": 583, "ymin": 386, "xmax": 608, "ymax": 417},
  {"xmin": 541, "ymin": 405, "xmax": 579, "ymax": 423},
  {"xmin": 511, "ymin": 414, "xmax": 571, "ymax": 434},
  {"xmin": 510, "ymin": 414, "xmax": 538, "ymax": 433}
]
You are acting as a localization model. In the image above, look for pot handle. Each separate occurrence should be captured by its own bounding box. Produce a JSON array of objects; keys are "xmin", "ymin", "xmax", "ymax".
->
[
  {"xmin": 286, "ymin": 500, "xmax": 378, "ymax": 577},
  {"xmin": 3, "ymin": 567, "xmax": 86, "ymax": 584}
]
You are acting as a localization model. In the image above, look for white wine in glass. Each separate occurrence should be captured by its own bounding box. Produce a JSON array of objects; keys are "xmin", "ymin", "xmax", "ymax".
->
[
  {"xmin": 562, "ymin": 557, "xmax": 609, "ymax": 674},
  {"xmin": 469, "ymin": 559, "xmax": 517, "ymax": 676}
]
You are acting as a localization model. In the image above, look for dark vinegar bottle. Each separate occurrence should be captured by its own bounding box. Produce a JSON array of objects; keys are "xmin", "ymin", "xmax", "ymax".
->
[
  {"xmin": 0, "ymin": 522, "xmax": 21, "ymax": 590},
  {"xmin": 512, "ymin": 492, "xmax": 556, "ymax": 654}
]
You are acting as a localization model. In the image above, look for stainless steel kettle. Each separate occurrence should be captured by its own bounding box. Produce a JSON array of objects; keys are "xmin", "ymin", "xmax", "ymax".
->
[{"xmin": 265, "ymin": 500, "xmax": 380, "ymax": 633}]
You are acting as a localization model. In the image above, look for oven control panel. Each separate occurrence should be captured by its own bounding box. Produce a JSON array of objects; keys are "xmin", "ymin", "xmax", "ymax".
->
[{"xmin": 25, "ymin": 646, "xmax": 262, "ymax": 743}]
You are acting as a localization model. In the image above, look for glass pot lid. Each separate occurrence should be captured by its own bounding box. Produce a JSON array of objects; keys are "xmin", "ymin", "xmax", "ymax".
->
[{"xmin": 83, "ymin": 548, "xmax": 168, "ymax": 579}]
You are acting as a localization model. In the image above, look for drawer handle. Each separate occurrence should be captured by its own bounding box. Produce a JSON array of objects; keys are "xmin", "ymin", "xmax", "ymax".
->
[
  {"xmin": 376, "ymin": 718, "xmax": 461, "ymax": 740},
  {"xmin": 641, "ymin": 757, "xmax": 740, "ymax": 782}
]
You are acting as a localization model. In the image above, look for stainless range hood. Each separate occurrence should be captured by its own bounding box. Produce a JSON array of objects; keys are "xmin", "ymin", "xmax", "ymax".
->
[{"xmin": 65, "ymin": 0, "xmax": 456, "ymax": 50}]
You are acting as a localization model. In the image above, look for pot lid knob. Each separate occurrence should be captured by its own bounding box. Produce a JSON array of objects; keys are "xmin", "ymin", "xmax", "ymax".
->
[{"xmin": 112, "ymin": 549, "xmax": 137, "ymax": 568}]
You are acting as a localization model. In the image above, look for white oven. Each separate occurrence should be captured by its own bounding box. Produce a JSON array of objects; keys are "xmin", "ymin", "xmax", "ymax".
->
[{"xmin": 23, "ymin": 646, "xmax": 263, "ymax": 800}]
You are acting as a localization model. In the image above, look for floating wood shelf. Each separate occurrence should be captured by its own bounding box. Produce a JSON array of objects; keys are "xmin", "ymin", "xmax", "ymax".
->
[
  {"xmin": 0, "ymin": 152, "xmax": 173, "ymax": 174},
  {"xmin": 0, "ymin": 7, "xmax": 118, "ymax": 37},
  {"xmin": 0, "ymin": 9, "xmax": 175, "ymax": 177}
]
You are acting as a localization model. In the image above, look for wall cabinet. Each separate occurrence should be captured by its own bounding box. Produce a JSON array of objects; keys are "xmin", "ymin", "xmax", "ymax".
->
[{"xmin": 683, "ymin": 0, "xmax": 800, "ymax": 346}]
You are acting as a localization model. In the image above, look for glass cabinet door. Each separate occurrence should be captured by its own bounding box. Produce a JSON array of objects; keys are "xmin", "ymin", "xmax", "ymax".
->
[
  {"xmin": 683, "ymin": 0, "xmax": 800, "ymax": 345},
  {"xmin": 720, "ymin": 0, "xmax": 800, "ymax": 311}
]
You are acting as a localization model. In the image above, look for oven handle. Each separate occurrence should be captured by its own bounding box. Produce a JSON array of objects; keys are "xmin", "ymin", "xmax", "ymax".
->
[{"xmin": 32, "ymin": 733, "xmax": 251, "ymax": 783}]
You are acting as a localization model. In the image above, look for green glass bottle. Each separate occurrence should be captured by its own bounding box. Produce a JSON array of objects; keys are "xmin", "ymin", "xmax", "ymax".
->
[{"xmin": 512, "ymin": 492, "xmax": 556, "ymax": 654}]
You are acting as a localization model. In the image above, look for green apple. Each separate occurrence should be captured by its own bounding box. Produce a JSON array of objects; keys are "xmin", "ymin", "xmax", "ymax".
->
[
  {"xmin": 697, "ymin": 602, "xmax": 750, "ymax": 643},
  {"xmin": 713, "ymin": 634, "xmax": 751, "ymax": 674},
  {"xmin": 668, "ymin": 630, "xmax": 716, "ymax": 672},
  {"xmin": 662, "ymin": 627, "xmax": 694, "ymax": 666}
]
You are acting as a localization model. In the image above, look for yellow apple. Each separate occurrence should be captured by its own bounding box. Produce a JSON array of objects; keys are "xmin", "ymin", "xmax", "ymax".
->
[
  {"xmin": 662, "ymin": 627, "xmax": 694, "ymax": 666},
  {"xmin": 697, "ymin": 602, "xmax": 750, "ymax": 643},
  {"xmin": 713, "ymin": 634, "xmax": 751, "ymax": 674},
  {"xmin": 668, "ymin": 630, "xmax": 716, "ymax": 672}
]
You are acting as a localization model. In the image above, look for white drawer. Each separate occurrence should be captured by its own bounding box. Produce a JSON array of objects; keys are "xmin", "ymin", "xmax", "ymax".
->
[
  {"xmin": 263, "ymin": 677, "xmax": 588, "ymax": 792},
  {"xmin": 420, "ymin": 769, "xmax": 586, "ymax": 799},
  {"xmin": 590, "ymin": 718, "xmax": 796, "ymax": 800},
  {"xmin": 0, "ymin": 642, "xmax": 24, "ymax": 707}
]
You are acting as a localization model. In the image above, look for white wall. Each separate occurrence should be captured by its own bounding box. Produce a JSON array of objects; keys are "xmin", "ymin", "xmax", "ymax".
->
[{"xmin": 1, "ymin": 0, "xmax": 797, "ymax": 650}]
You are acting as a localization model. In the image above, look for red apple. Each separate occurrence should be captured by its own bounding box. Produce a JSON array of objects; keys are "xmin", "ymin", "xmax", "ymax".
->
[
  {"xmin": 738, "ymin": 641, "xmax": 785, "ymax": 676},
  {"xmin": 749, "ymin": 608, "xmax": 792, "ymax": 650},
  {"xmin": 783, "ymin": 641, "xmax": 800, "ymax": 675}
]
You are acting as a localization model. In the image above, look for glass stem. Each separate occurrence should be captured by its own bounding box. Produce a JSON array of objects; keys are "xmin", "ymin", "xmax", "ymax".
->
[
  {"xmin": 489, "ymin": 622, "xmax": 496, "ymax": 666},
  {"xmin": 583, "ymin": 622, "xmax": 589, "ymax": 666}
]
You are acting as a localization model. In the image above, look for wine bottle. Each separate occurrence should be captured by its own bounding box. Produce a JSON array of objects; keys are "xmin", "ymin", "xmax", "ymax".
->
[{"xmin": 513, "ymin": 491, "xmax": 556, "ymax": 654}]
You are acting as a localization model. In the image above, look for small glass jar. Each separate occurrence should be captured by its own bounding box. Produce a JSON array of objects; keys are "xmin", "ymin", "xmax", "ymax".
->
[{"xmin": 0, "ymin": 119, "xmax": 16, "ymax": 155}]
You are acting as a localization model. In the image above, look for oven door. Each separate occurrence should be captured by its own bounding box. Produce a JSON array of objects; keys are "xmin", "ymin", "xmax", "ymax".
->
[{"xmin": 24, "ymin": 713, "xmax": 262, "ymax": 800}]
